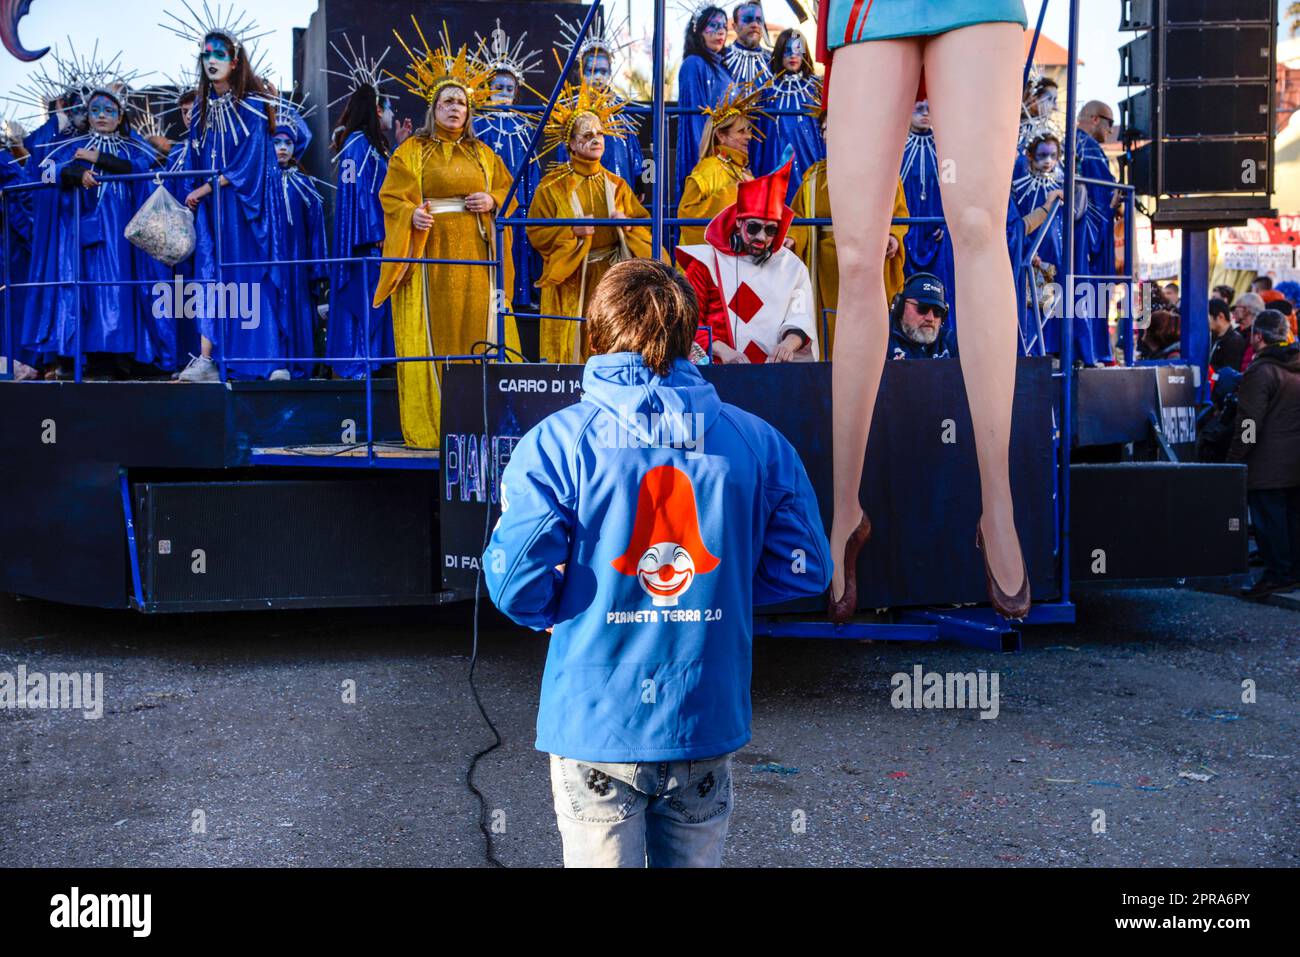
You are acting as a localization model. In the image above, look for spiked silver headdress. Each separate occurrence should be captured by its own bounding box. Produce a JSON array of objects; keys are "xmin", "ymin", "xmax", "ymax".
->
[
  {"xmin": 323, "ymin": 35, "xmax": 391, "ymax": 110},
  {"xmin": 476, "ymin": 20, "xmax": 542, "ymax": 85},
  {"xmin": 555, "ymin": 10, "xmax": 632, "ymax": 68},
  {"xmin": 159, "ymin": 1, "xmax": 272, "ymax": 57}
]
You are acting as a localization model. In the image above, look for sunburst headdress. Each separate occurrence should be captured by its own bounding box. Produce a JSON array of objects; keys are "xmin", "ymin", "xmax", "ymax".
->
[
  {"xmin": 387, "ymin": 17, "xmax": 494, "ymax": 110},
  {"xmin": 539, "ymin": 75, "xmax": 631, "ymax": 162},
  {"xmin": 702, "ymin": 80, "xmax": 771, "ymax": 139}
]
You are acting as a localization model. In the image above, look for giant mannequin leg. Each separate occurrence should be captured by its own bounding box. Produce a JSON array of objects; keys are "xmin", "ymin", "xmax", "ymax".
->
[
  {"xmin": 925, "ymin": 22, "xmax": 1027, "ymax": 595},
  {"xmin": 825, "ymin": 39, "xmax": 923, "ymax": 603}
]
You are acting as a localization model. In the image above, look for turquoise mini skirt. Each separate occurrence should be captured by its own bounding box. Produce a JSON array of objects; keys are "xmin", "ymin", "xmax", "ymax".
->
[{"xmin": 825, "ymin": 0, "xmax": 1028, "ymax": 50}]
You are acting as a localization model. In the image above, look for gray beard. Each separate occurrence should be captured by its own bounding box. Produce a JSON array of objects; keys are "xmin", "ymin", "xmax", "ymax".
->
[{"xmin": 903, "ymin": 324, "xmax": 939, "ymax": 345}]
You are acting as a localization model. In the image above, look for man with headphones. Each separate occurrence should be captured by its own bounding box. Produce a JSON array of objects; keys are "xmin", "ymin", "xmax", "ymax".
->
[
  {"xmin": 889, "ymin": 272, "xmax": 953, "ymax": 361},
  {"xmin": 676, "ymin": 152, "xmax": 820, "ymax": 364}
]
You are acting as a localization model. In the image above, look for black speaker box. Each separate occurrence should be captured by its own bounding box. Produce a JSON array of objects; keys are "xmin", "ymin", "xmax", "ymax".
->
[
  {"xmin": 1130, "ymin": 138, "xmax": 1272, "ymax": 196},
  {"xmin": 1120, "ymin": 24, "xmax": 1273, "ymax": 85},
  {"xmin": 1121, "ymin": 82, "xmax": 1272, "ymax": 140},
  {"xmin": 1070, "ymin": 463, "xmax": 1247, "ymax": 583},
  {"xmin": 132, "ymin": 477, "xmax": 436, "ymax": 610},
  {"xmin": 1122, "ymin": 0, "xmax": 1274, "ymax": 31}
]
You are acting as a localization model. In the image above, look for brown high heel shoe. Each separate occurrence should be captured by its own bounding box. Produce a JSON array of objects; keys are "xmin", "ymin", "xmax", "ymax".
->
[
  {"xmin": 975, "ymin": 517, "xmax": 1031, "ymax": 620},
  {"xmin": 828, "ymin": 514, "xmax": 872, "ymax": 625}
]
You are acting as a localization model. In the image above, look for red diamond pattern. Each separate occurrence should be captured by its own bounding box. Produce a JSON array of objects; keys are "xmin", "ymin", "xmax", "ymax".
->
[
  {"xmin": 743, "ymin": 341, "xmax": 769, "ymax": 364},
  {"xmin": 728, "ymin": 282, "xmax": 763, "ymax": 324}
]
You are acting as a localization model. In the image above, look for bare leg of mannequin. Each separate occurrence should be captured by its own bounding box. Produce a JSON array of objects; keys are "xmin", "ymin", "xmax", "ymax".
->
[
  {"xmin": 825, "ymin": 39, "xmax": 923, "ymax": 603},
  {"xmin": 925, "ymin": 22, "xmax": 1027, "ymax": 595}
]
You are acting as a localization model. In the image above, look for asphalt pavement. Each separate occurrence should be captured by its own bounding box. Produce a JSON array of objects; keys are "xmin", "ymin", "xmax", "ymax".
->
[{"xmin": 0, "ymin": 587, "xmax": 1295, "ymax": 867}]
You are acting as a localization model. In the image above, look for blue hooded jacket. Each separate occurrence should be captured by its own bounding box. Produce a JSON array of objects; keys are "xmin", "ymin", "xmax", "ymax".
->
[{"xmin": 483, "ymin": 353, "xmax": 831, "ymax": 762}]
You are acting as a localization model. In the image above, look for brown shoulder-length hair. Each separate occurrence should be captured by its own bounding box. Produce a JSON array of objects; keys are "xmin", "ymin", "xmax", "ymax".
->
[
  {"xmin": 588, "ymin": 260, "xmax": 699, "ymax": 376},
  {"xmin": 194, "ymin": 36, "xmax": 275, "ymax": 133},
  {"xmin": 769, "ymin": 29, "xmax": 814, "ymax": 78}
]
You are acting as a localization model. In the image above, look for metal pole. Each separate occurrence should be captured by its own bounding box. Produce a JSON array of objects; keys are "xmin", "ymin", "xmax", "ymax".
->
[
  {"xmin": 363, "ymin": 253, "xmax": 375, "ymax": 466},
  {"xmin": 214, "ymin": 172, "xmax": 227, "ymax": 382},
  {"xmin": 1060, "ymin": 0, "xmax": 1080, "ymax": 605},
  {"xmin": 73, "ymin": 185, "xmax": 82, "ymax": 383},
  {"xmin": 651, "ymin": 0, "xmax": 666, "ymax": 255},
  {"xmin": 2, "ymin": 188, "xmax": 11, "ymax": 381}
]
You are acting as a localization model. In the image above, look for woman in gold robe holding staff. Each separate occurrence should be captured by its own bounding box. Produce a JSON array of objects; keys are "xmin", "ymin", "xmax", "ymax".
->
[
  {"xmin": 373, "ymin": 20, "xmax": 522, "ymax": 450},
  {"xmin": 528, "ymin": 79, "xmax": 654, "ymax": 365}
]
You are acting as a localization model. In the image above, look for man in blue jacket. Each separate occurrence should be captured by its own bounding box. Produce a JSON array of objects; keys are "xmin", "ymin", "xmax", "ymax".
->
[{"xmin": 483, "ymin": 259, "xmax": 831, "ymax": 867}]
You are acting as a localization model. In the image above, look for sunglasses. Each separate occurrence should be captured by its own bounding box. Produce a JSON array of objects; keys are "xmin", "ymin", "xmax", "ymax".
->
[
  {"xmin": 743, "ymin": 221, "xmax": 779, "ymax": 239},
  {"xmin": 907, "ymin": 300, "xmax": 947, "ymax": 319}
]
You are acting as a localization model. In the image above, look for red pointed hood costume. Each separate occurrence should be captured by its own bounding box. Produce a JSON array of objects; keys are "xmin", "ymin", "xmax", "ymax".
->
[{"xmin": 612, "ymin": 465, "xmax": 721, "ymax": 576}]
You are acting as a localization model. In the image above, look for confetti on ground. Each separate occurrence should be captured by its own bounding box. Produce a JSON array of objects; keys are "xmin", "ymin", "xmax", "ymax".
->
[
  {"xmin": 887, "ymin": 771, "xmax": 910, "ymax": 779},
  {"xmin": 1044, "ymin": 778, "xmax": 1077, "ymax": 784},
  {"xmin": 1088, "ymin": 780, "xmax": 1123, "ymax": 788},
  {"xmin": 1009, "ymin": 757, "xmax": 1027, "ymax": 763},
  {"xmin": 1178, "ymin": 771, "xmax": 1213, "ymax": 782},
  {"xmin": 750, "ymin": 762, "xmax": 799, "ymax": 775}
]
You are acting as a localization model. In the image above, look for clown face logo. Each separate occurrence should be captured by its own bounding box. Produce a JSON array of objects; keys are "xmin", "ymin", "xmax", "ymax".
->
[
  {"xmin": 612, "ymin": 466, "xmax": 720, "ymax": 607},
  {"xmin": 637, "ymin": 542, "xmax": 697, "ymax": 606}
]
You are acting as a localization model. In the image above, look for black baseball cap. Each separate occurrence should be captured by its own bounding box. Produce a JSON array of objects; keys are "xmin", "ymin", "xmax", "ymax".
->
[{"xmin": 902, "ymin": 272, "xmax": 948, "ymax": 316}]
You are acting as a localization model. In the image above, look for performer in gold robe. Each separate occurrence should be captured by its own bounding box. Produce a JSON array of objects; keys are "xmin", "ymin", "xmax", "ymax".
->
[
  {"xmin": 677, "ymin": 82, "xmax": 767, "ymax": 247},
  {"xmin": 373, "ymin": 21, "xmax": 522, "ymax": 450},
  {"xmin": 792, "ymin": 158, "xmax": 909, "ymax": 358},
  {"xmin": 528, "ymin": 81, "xmax": 654, "ymax": 364}
]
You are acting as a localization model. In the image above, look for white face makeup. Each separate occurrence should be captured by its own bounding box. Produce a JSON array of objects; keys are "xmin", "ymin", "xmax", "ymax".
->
[
  {"xmin": 783, "ymin": 34, "xmax": 805, "ymax": 71},
  {"xmin": 435, "ymin": 86, "xmax": 469, "ymax": 132},
  {"xmin": 569, "ymin": 113, "xmax": 605, "ymax": 161},
  {"xmin": 378, "ymin": 98, "xmax": 394, "ymax": 131},
  {"xmin": 202, "ymin": 36, "xmax": 235, "ymax": 84},
  {"xmin": 637, "ymin": 543, "xmax": 696, "ymax": 606}
]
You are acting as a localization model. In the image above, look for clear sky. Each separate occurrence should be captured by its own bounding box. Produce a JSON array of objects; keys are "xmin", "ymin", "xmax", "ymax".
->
[{"xmin": 0, "ymin": 0, "xmax": 1291, "ymax": 121}]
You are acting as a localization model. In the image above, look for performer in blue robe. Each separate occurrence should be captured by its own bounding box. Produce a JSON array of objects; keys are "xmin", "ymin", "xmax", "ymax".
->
[
  {"xmin": 175, "ymin": 23, "xmax": 288, "ymax": 382},
  {"xmin": 1074, "ymin": 111, "xmax": 1118, "ymax": 365},
  {"xmin": 325, "ymin": 57, "xmax": 397, "ymax": 380},
  {"xmin": 1011, "ymin": 131, "xmax": 1066, "ymax": 356},
  {"xmin": 675, "ymin": 6, "xmax": 732, "ymax": 201},
  {"xmin": 754, "ymin": 29, "xmax": 824, "ymax": 194},
  {"xmin": 1010, "ymin": 128, "xmax": 1099, "ymax": 363},
  {"xmin": 23, "ymin": 90, "xmax": 159, "ymax": 373},
  {"xmin": 475, "ymin": 25, "xmax": 544, "ymax": 309},
  {"xmin": 899, "ymin": 98, "xmax": 957, "ymax": 351},
  {"xmin": 274, "ymin": 111, "xmax": 327, "ymax": 380},
  {"xmin": 723, "ymin": 2, "xmax": 772, "ymax": 86},
  {"xmin": 0, "ymin": 139, "xmax": 35, "ymax": 376}
]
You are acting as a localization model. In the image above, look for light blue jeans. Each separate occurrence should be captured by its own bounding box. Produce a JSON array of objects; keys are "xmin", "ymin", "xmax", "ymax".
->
[{"xmin": 548, "ymin": 752, "xmax": 734, "ymax": 867}]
